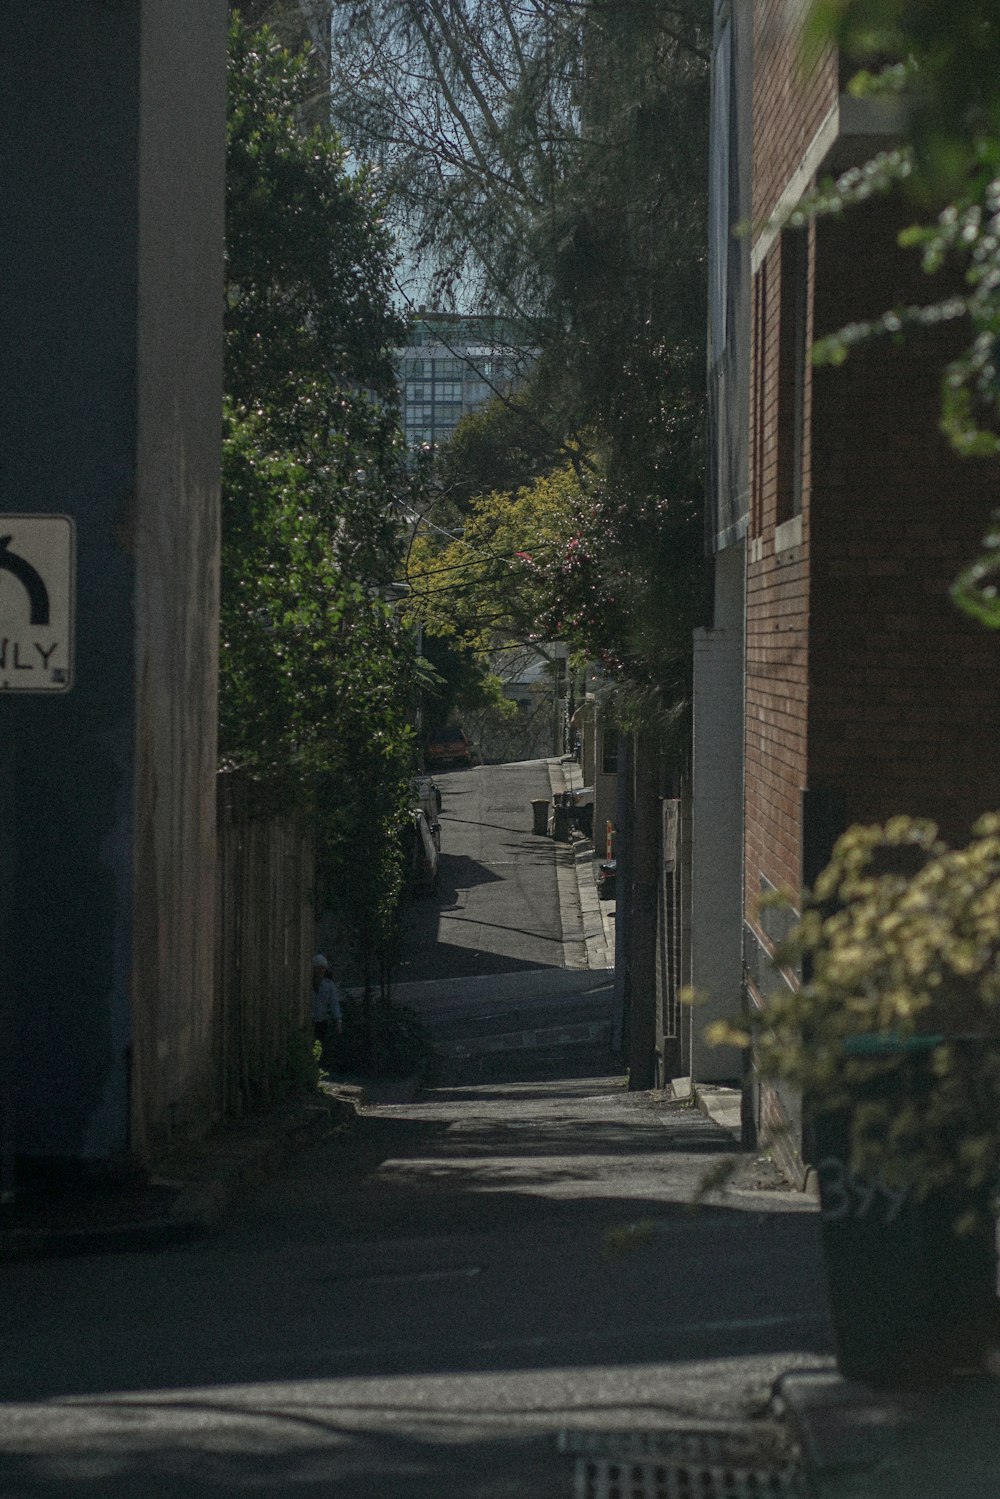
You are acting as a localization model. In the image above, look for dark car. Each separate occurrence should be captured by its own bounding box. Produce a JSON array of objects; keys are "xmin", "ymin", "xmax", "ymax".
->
[
  {"xmin": 413, "ymin": 774, "xmax": 442, "ymax": 849},
  {"xmin": 404, "ymin": 808, "xmax": 440, "ymax": 895},
  {"xmin": 425, "ymin": 725, "xmax": 475, "ymax": 769}
]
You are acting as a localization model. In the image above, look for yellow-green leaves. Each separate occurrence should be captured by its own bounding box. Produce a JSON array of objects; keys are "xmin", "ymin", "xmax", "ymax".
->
[
  {"xmin": 742, "ymin": 814, "xmax": 1000, "ymax": 1198},
  {"xmin": 404, "ymin": 465, "xmax": 585, "ymax": 655}
]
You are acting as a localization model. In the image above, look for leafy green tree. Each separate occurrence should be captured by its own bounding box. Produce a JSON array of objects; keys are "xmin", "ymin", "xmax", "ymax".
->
[
  {"xmin": 406, "ymin": 466, "xmax": 584, "ymax": 650},
  {"xmin": 437, "ymin": 392, "xmax": 569, "ymax": 515},
  {"xmin": 223, "ymin": 15, "xmax": 419, "ymax": 1026},
  {"xmin": 331, "ymin": 0, "xmax": 712, "ymax": 1089},
  {"xmin": 330, "ymin": 2, "xmax": 712, "ymax": 706}
]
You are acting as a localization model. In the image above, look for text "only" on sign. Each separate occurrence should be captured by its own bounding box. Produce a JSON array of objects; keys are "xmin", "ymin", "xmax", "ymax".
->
[{"xmin": 0, "ymin": 515, "xmax": 75, "ymax": 693}]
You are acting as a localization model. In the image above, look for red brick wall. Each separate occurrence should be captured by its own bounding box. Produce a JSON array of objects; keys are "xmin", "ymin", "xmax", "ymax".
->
[
  {"xmin": 745, "ymin": 225, "xmax": 814, "ymax": 935},
  {"xmin": 744, "ymin": 2, "xmax": 835, "ymax": 954},
  {"xmin": 809, "ymin": 202, "xmax": 1000, "ymax": 842},
  {"xmin": 752, "ymin": 0, "xmax": 838, "ymax": 231}
]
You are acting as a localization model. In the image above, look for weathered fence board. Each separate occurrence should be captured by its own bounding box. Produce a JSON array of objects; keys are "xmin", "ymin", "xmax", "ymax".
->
[{"xmin": 214, "ymin": 772, "xmax": 315, "ymax": 1118}]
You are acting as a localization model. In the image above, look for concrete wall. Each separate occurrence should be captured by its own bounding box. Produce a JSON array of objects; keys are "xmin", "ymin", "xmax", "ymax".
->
[
  {"xmin": 574, "ymin": 700, "xmax": 617, "ymax": 857},
  {"xmin": 690, "ymin": 544, "xmax": 745, "ymax": 1084},
  {"xmin": 131, "ymin": 0, "xmax": 227, "ymax": 1155},
  {"xmin": 0, "ymin": 2, "xmax": 226, "ymax": 1165}
]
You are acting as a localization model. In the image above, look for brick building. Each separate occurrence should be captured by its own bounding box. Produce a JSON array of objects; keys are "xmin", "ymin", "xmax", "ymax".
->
[{"xmin": 694, "ymin": 1, "xmax": 1000, "ymax": 1181}]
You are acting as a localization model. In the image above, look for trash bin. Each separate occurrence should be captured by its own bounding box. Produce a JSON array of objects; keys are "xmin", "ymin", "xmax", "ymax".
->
[
  {"xmin": 572, "ymin": 787, "xmax": 594, "ymax": 839},
  {"xmin": 813, "ymin": 1036, "xmax": 997, "ymax": 1387},
  {"xmin": 531, "ymin": 798, "xmax": 550, "ymax": 836},
  {"xmin": 552, "ymin": 795, "xmax": 574, "ymax": 841}
]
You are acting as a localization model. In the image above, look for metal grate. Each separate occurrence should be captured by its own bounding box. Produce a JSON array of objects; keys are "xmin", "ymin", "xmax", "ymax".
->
[
  {"xmin": 574, "ymin": 1457, "xmax": 802, "ymax": 1499},
  {"xmin": 563, "ymin": 1427, "xmax": 803, "ymax": 1499}
]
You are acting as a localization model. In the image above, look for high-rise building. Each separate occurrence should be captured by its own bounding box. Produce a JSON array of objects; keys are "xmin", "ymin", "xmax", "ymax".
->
[{"xmin": 397, "ymin": 311, "xmax": 532, "ymax": 447}]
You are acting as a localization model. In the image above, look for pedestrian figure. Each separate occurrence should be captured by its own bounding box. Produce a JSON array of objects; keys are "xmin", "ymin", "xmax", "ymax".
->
[{"xmin": 311, "ymin": 953, "xmax": 343, "ymax": 1062}]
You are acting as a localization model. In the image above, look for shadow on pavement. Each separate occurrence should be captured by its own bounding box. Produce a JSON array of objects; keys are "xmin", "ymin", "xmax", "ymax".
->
[{"xmin": 0, "ymin": 1076, "xmax": 832, "ymax": 1497}]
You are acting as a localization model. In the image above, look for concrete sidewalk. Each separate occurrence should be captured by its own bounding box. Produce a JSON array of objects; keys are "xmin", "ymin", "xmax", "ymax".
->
[{"xmin": 548, "ymin": 755, "xmax": 615, "ymax": 970}]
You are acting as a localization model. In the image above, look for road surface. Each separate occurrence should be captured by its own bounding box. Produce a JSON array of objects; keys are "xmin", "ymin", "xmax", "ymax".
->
[{"xmin": 0, "ymin": 759, "xmax": 833, "ymax": 1496}]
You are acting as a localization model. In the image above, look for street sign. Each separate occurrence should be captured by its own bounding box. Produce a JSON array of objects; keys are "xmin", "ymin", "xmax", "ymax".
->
[{"xmin": 0, "ymin": 515, "xmax": 75, "ymax": 692}]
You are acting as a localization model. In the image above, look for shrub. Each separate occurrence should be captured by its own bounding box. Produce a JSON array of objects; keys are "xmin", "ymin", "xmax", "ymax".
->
[{"xmin": 708, "ymin": 814, "xmax": 1000, "ymax": 1200}]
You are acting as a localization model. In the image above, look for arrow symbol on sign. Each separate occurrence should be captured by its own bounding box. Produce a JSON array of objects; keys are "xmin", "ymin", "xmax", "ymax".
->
[{"xmin": 0, "ymin": 535, "xmax": 50, "ymax": 626}]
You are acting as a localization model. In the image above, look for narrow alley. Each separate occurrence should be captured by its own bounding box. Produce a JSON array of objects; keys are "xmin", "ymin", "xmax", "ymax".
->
[{"xmin": 0, "ymin": 761, "xmax": 832, "ymax": 1497}]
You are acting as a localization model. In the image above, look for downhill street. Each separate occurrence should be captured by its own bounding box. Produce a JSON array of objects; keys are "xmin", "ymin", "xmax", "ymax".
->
[
  {"xmin": 0, "ymin": 759, "xmax": 833, "ymax": 1497},
  {"xmin": 397, "ymin": 758, "xmax": 616, "ymax": 1077},
  {"xmin": 398, "ymin": 758, "xmax": 576, "ymax": 983}
]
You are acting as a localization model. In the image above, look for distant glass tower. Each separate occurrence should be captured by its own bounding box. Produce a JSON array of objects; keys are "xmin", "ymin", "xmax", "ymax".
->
[{"xmin": 397, "ymin": 311, "xmax": 533, "ymax": 447}]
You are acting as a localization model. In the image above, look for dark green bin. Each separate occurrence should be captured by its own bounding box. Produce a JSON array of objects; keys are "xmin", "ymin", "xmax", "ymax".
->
[
  {"xmin": 813, "ymin": 1036, "xmax": 997, "ymax": 1387},
  {"xmin": 531, "ymin": 798, "xmax": 550, "ymax": 836}
]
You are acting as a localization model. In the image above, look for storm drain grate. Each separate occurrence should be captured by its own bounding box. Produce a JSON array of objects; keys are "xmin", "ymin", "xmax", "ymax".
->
[
  {"xmin": 573, "ymin": 1457, "xmax": 802, "ymax": 1499},
  {"xmin": 563, "ymin": 1427, "xmax": 803, "ymax": 1499}
]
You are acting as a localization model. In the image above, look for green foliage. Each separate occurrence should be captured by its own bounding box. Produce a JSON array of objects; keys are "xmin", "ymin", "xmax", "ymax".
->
[
  {"xmin": 806, "ymin": 2, "xmax": 1000, "ymax": 198},
  {"xmin": 331, "ymin": 0, "xmax": 713, "ymax": 718},
  {"xmin": 708, "ymin": 814, "xmax": 1000, "ymax": 1198},
  {"xmin": 225, "ymin": 16, "xmax": 406, "ymax": 550},
  {"xmin": 406, "ymin": 465, "xmax": 584, "ymax": 652},
  {"xmin": 419, "ymin": 634, "xmax": 513, "ymax": 728},
  {"xmin": 952, "ymin": 511, "xmax": 1000, "ymax": 626},
  {"xmin": 223, "ymin": 15, "xmax": 421, "ymax": 986},
  {"xmin": 439, "ymin": 392, "xmax": 568, "ymax": 515},
  {"xmin": 528, "ymin": 0, "xmax": 712, "ymax": 701}
]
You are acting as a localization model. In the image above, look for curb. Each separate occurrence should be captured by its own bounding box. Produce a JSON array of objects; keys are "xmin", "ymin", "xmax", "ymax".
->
[
  {"xmin": 691, "ymin": 1082, "xmax": 743, "ymax": 1140},
  {"xmin": 549, "ymin": 758, "xmax": 613, "ymax": 972},
  {"xmin": 0, "ymin": 1089, "xmax": 359, "ymax": 1262},
  {"xmin": 772, "ymin": 1368, "xmax": 928, "ymax": 1490}
]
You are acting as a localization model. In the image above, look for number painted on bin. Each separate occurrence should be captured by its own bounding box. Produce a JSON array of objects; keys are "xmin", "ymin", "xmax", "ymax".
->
[{"xmin": 818, "ymin": 1156, "xmax": 909, "ymax": 1225}]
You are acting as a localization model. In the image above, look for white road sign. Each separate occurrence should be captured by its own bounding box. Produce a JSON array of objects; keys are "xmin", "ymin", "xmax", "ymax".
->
[{"xmin": 0, "ymin": 514, "xmax": 75, "ymax": 693}]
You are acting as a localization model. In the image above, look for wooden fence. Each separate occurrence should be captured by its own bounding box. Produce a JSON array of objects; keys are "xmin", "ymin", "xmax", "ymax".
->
[{"xmin": 214, "ymin": 772, "xmax": 315, "ymax": 1118}]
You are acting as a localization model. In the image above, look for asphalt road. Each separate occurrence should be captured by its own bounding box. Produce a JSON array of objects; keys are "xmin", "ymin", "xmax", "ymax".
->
[
  {"xmin": 395, "ymin": 759, "xmax": 616, "ymax": 1077},
  {"xmin": 0, "ymin": 758, "xmax": 834, "ymax": 1496},
  {"xmin": 397, "ymin": 759, "xmax": 566, "ymax": 983},
  {"xmin": 0, "ymin": 1081, "xmax": 831, "ymax": 1497}
]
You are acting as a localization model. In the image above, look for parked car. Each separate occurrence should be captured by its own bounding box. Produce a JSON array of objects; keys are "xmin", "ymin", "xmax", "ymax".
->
[
  {"xmin": 407, "ymin": 808, "xmax": 440, "ymax": 895},
  {"xmin": 596, "ymin": 858, "xmax": 617, "ymax": 900},
  {"xmin": 425, "ymin": 725, "xmax": 475, "ymax": 769},
  {"xmin": 413, "ymin": 774, "xmax": 442, "ymax": 849}
]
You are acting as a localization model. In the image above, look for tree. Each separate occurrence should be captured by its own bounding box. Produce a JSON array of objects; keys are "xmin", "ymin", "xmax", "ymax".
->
[
  {"xmin": 223, "ymin": 16, "xmax": 419, "ymax": 1018},
  {"xmin": 406, "ymin": 465, "xmax": 584, "ymax": 651},
  {"xmin": 329, "ymin": 0, "xmax": 712, "ymax": 696},
  {"xmin": 437, "ymin": 390, "xmax": 568, "ymax": 514},
  {"xmin": 331, "ymin": 0, "xmax": 713, "ymax": 1086}
]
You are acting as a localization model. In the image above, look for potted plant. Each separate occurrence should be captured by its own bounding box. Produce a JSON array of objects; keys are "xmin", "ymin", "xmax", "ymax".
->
[{"xmin": 712, "ymin": 813, "xmax": 1000, "ymax": 1386}]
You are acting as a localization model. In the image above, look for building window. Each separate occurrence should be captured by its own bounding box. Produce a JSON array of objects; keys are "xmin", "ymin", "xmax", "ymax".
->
[
  {"xmin": 601, "ymin": 732, "xmax": 618, "ymax": 776},
  {"xmin": 751, "ymin": 262, "xmax": 766, "ymax": 539},
  {"xmin": 776, "ymin": 225, "xmax": 809, "ymax": 525}
]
